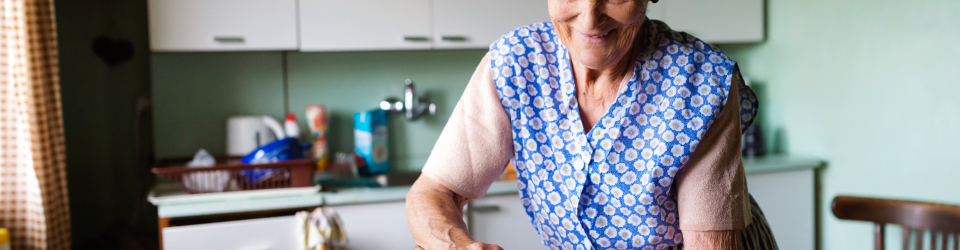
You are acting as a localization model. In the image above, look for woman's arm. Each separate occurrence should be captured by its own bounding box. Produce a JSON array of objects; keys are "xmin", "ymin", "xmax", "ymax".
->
[
  {"xmin": 407, "ymin": 52, "xmax": 513, "ymax": 250},
  {"xmin": 684, "ymin": 230, "xmax": 741, "ymax": 250},
  {"xmin": 675, "ymin": 72, "xmax": 751, "ymax": 250},
  {"xmin": 406, "ymin": 175, "xmax": 502, "ymax": 250}
]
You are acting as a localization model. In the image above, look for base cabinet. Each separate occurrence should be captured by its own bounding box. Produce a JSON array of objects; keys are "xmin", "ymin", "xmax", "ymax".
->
[
  {"xmin": 746, "ymin": 169, "xmax": 816, "ymax": 250},
  {"xmin": 331, "ymin": 201, "xmax": 416, "ymax": 249},
  {"xmin": 470, "ymin": 194, "xmax": 546, "ymax": 249},
  {"xmin": 162, "ymin": 216, "xmax": 301, "ymax": 250}
]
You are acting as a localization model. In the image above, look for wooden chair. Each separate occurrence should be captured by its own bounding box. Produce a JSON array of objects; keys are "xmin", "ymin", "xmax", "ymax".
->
[{"xmin": 832, "ymin": 196, "xmax": 960, "ymax": 250}]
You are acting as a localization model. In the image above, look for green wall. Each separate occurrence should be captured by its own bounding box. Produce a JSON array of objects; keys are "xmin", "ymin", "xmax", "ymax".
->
[
  {"xmin": 152, "ymin": 49, "xmax": 487, "ymax": 171},
  {"xmin": 151, "ymin": 52, "xmax": 287, "ymax": 158},
  {"xmin": 720, "ymin": 0, "xmax": 960, "ymax": 249}
]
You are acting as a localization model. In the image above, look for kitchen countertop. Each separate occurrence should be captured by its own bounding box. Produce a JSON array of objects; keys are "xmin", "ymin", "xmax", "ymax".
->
[{"xmin": 149, "ymin": 154, "xmax": 825, "ymax": 218}]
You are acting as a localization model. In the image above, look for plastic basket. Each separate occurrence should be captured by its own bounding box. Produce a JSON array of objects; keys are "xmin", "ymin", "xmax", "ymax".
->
[{"xmin": 151, "ymin": 156, "xmax": 315, "ymax": 194}]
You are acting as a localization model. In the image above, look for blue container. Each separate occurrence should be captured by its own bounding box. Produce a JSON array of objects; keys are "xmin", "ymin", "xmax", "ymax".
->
[
  {"xmin": 240, "ymin": 138, "xmax": 304, "ymax": 183},
  {"xmin": 354, "ymin": 110, "xmax": 389, "ymax": 175}
]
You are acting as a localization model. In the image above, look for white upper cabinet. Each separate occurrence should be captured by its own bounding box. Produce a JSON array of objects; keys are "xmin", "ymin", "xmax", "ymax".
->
[
  {"xmin": 658, "ymin": 0, "xmax": 765, "ymax": 43},
  {"xmin": 148, "ymin": 0, "xmax": 298, "ymax": 52},
  {"xmin": 148, "ymin": 0, "xmax": 764, "ymax": 52},
  {"xmin": 299, "ymin": 0, "xmax": 433, "ymax": 51},
  {"xmin": 432, "ymin": 0, "xmax": 550, "ymax": 49}
]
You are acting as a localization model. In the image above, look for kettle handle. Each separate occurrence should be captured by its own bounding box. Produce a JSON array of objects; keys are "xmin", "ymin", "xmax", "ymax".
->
[{"xmin": 261, "ymin": 116, "xmax": 286, "ymax": 140}]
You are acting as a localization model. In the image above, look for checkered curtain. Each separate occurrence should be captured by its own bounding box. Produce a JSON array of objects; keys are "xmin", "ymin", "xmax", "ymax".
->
[{"xmin": 0, "ymin": 0, "xmax": 70, "ymax": 249}]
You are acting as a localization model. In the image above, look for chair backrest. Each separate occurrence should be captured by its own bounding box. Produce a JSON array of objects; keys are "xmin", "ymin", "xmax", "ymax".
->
[{"xmin": 832, "ymin": 196, "xmax": 960, "ymax": 250}]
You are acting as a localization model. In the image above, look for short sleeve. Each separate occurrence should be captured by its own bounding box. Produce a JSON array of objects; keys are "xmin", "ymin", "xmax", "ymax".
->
[
  {"xmin": 420, "ymin": 52, "xmax": 515, "ymax": 199},
  {"xmin": 674, "ymin": 70, "xmax": 752, "ymax": 231}
]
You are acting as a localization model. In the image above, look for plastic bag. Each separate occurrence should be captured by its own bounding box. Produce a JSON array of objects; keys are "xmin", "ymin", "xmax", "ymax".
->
[
  {"xmin": 182, "ymin": 149, "xmax": 231, "ymax": 193},
  {"xmin": 296, "ymin": 207, "xmax": 348, "ymax": 250}
]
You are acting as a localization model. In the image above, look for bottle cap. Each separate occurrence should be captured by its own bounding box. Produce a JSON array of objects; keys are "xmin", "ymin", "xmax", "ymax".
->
[{"xmin": 0, "ymin": 228, "xmax": 9, "ymax": 245}]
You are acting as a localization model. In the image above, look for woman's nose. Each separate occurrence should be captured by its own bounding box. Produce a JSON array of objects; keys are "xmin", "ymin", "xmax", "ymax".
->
[{"xmin": 578, "ymin": 0, "xmax": 607, "ymax": 29}]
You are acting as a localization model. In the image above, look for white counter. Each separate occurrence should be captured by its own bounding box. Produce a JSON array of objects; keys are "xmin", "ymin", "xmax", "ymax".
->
[{"xmin": 149, "ymin": 154, "xmax": 825, "ymax": 219}]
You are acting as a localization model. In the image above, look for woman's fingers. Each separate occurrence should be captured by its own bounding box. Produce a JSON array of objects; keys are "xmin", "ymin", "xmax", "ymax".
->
[{"xmin": 464, "ymin": 242, "xmax": 504, "ymax": 250}]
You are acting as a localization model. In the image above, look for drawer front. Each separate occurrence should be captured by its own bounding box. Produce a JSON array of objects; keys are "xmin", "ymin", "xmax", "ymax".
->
[
  {"xmin": 298, "ymin": 0, "xmax": 432, "ymax": 51},
  {"xmin": 330, "ymin": 201, "xmax": 415, "ymax": 249},
  {"xmin": 149, "ymin": 0, "xmax": 298, "ymax": 51},
  {"xmin": 432, "ymin": 0, "xmax": 549, "ymax": 49},
  {"xmin": 162, "ymin": 216, "xmax": 301, "ymax": 250}
]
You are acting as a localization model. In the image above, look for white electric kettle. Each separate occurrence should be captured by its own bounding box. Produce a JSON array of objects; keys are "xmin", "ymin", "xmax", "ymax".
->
[{"xmin": 226, "ymin": 116, "xmax": 286, "ymax": 156}]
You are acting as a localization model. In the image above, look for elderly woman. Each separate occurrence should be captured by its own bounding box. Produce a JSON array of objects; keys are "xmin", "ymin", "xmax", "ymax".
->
[{"xmin": 406, "ymin": 0, "xmax": 776, "ymax": 249}]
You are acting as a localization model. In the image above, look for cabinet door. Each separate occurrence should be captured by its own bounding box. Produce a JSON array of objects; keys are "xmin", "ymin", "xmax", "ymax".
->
[
  {"xmin": 332, "ymin": 201, "xmax": 415, "ymax": 249},
  {"xmin": 432, "ymin": 0, "xmax": 550, "ymax": 49},
  {"xmin": 299, "ymin": 0, "xmax": 432, "ymax": 51},
  {"xmin": 148, "ymin": 0, "xmax": 298, "ymax": 51},
  {"xmin": 162, "ymin": 216, "xmax": 301, "ymax": 250},
  {"xmin": 661, "ymin": 0, "xmax": 764, "ymax": 43},
  {"xmin": 746, "ymin": 169, "xmax": 815, "ymax": 250},
  {"xmin": 470, "ymin": 194, "xmax": 546, "ymax": 249}
]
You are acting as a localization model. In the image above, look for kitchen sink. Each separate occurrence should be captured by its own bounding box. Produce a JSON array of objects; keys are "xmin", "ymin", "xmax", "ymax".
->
[
  {"xmin": 376, "ymin": 171, "xmax": 421, "ymax": 187},
  {"xmin": 316, "ymin": 171, "xmax": 422, "ymax": 190}
]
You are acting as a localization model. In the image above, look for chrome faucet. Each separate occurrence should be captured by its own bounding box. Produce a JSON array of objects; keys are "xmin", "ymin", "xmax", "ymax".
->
[{"xmin": 380, "ymin": 79, "xmax": 436, "ymax": 120}]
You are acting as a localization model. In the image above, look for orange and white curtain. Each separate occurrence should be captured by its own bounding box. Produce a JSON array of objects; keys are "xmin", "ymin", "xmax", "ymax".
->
[{"xmin": 0, "ymin": 0, "xmax": 70, "ymax": 249}]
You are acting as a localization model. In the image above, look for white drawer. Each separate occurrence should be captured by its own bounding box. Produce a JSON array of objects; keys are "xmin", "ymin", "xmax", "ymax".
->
[
  {"xmin": 148, "ymin": 0, "xmax": 298, "ymax": 51},
  {"xmin": 163, "ymin": 216, "xmax": 301, "ymax": 250}
]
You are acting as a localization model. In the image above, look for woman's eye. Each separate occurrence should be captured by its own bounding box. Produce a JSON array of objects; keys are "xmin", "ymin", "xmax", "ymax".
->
[{"xmin": 606, "ymin": 0, "xmax": 632, "ymax": 4}]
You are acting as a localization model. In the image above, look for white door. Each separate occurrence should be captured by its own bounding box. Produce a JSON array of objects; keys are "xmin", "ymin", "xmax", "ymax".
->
[
  {"xmin": 660, "ymin": 0, "xmax": 764, "ymax": 43},
  {"xmin": 470, "ymin": 194, "xmax": 547, "ymax": 249},
  {"xmin": 332, "ymin": 201, "xmax": 416, "ymax": 249},
  {"xmin": 148, "ymin": 0, "xmax": 298, "ymax": 51},
  {"xmin": 299, "ymin": 0, "xmax": 433, "ymax": 51},
  {"xmin": 746, "ymin": 169, "xmax": 816, "ymax": 250},
  {"xmin": 162, "ymin": 216, "xmax": 301, "ymax": 250},
  {"xmin": 432, "ymin": 0, "xmax": 550, "ymax": 49}
]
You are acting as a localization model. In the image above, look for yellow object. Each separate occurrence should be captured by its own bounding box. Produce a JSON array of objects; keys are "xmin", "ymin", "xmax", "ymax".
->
[
  {"xmin": 0, "ymin": 228, "xmax": 8, "ymax": 245},
  {"xmin": 306, "ymin": 105, "xmax": 329, "ymax": 172},
  {"xmin": 499, "ymin": 161, "xmax": 517, "ymax": 180},
  {"xmin": 315, "ymin": 156, "xmax": 328, "ymax": 172}
]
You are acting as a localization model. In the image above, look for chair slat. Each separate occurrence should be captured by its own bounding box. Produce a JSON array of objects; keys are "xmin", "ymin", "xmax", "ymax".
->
[
  {"xmin": 941, "ymin": 232, "xmax": 947, "ymax": 250},
  {"xmin": 876, "ymin": 223, "xmax": 886, "ymax": 250},
  {"xmin": 932, "ymin": 231, "xmax": 937, "ymax": 250}
]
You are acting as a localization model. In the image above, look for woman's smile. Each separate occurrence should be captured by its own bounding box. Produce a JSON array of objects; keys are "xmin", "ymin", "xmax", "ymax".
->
[
  {"xmin": 549, "ymin": 0, "xmax": 647, "ymax": 70},
  {"xmin": 577, "ymin": 28, "xmax": 614, "ymax": 43}
]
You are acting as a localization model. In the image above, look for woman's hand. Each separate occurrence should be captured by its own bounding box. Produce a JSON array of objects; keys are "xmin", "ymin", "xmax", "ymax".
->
[
  {"xmin": 463, "ymin": 242, "xmax": 504, "ymax": 250},
  {"xmin": 407, "ymin": 175, "xmax": 501, "ymax": 250},
  {"xmin": 416, "ymin": 242, "xmax": 503, "ymax": 250}
]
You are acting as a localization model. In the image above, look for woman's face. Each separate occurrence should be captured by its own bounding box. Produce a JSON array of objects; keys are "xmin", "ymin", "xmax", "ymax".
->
[{"xmin": 549, "ymin": 0, "xmax": 649, "ymax": 69}]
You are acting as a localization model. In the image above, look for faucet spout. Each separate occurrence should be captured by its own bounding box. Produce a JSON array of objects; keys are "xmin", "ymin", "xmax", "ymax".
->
[
  {"xmin": 404, "ymin": 79, "xmax": 419, "ymax": 120},
  {"xmin": 381, "ymin": 79, "xmax": 436, "ymax": 121}
]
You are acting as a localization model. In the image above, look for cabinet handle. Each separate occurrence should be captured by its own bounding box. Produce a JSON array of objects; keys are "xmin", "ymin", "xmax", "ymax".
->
[
  {"xmin": 440, "ymin": 35, "xmax": 468, "ymax": 42},
  {"xmin": 403, "ymin": 36, "xmax": 429, "ymax": 42},
  {"xmin": 214, "ymin": 36, "xmax": 245, "ymax": 43},
  {"xmin": 472, "ymin": 205, "xmax": 500, "ymax": 213}
]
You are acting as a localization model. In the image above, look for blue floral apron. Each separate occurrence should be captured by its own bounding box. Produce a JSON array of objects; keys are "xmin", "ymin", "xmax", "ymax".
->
[{"xmin": 489, "ymin": 19, "xmax": 758, "ymax": 250}]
